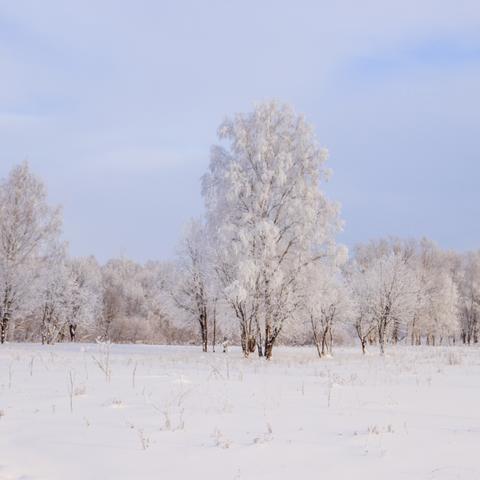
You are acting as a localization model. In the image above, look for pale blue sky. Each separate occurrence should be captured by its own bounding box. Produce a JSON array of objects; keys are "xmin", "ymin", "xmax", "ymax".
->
[{"xmin": 1, "ymin": 1, "xmax": 479, "ymax": 262}]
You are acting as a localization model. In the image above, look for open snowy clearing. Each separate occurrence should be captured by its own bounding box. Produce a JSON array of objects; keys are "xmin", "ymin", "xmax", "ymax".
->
[{"xmin": 1, "ymin": 344, "xmax": 479, "ymax": 480}]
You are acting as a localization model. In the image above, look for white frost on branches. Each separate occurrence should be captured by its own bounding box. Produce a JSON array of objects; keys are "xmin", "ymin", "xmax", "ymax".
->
[{"xmin": 202, "ymin": 101, "xmax": 343, "ymax": 358}]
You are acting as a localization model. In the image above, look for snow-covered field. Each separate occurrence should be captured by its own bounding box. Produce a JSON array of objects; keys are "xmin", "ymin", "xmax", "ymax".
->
[{"xmin": 1, "ymin": 344, "xmax": 479, "ymax": 480}]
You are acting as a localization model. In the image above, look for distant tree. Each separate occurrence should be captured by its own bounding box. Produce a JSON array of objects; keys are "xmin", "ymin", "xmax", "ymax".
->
[
  {"xmin": 354, "ymin": 250, "xmax": 417, "ymax": 355},
  {"xmin": 100, "ymin": 258, "xmax": 147, "ymax": 342},
  {"xmin": 301, "ymin": 256, "xmax": 351, "ymax": 358},
  {"xmin": 38, "ymin": 246, "xmax": 71, "ymax": 344},
  {"xmin": 345, "ymin": 263, "xmax": 377, "ymax": 354},
  {"xmin": 410, "ymin": 239, "xmax": 459, "ymax": 345},
  {"xmin": 172, "ymin": 219, "xmax": 214, "ymax": 352},
  {"xmin": 457, "ymin": 251, "xmax": 480, "ymax": 344},
  {"xmin": 0, "ymin": 163, "xmax": 62, "ymax": 343},
  {"xmin": 138, "ymin": 261, "xmax": 185, "ymax": 344},
  {"xmin": 66, "ymin": 256, "xmax": 103, "ymax": 341}
]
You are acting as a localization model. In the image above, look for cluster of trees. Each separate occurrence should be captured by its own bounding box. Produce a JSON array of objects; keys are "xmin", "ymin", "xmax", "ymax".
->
[
  {"xmin": 346, "ymin": 238, "xmax": 473, "ymax": 354},
  {"xmin": 1, "ymin": 102, "xmax": 478, "ymax": 358}
]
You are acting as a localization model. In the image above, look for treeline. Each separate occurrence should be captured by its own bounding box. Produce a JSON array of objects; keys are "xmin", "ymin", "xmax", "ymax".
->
[
  {"xmin": 1, "ymin": 102, "xmax": 478, "ymax": 358},
  {"xmin": 0, "ymin": 163, "xmax": 194, "ymax": 346}
]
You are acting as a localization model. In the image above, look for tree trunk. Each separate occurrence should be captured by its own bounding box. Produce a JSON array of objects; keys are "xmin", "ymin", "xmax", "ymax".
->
[
  {"xmin": 378, "ymin": 306, "xmax": 390, "ymax": 356},
  {"xmin": 240, "ymin": 325, "xmax": 249, "ymax": 357},
  {"xmin": 378, "ymin": 318, "xmax": 386, "ymax": 355},
  {"xmin": 1, "ymin": 290, "xmax": 12, "ymax": 345},
  {"xmin": 200, "ymin": 310, "xmax": 208, "ymax": 352},
  {"xmin": 69, "ymin": 324, "xmax": 77, "ymax": 342},
  {"xmin": 248, "ymin": 336, "xmax": 256, "ymax": 353},
  {"xmin": 0, "ymin": 313, "xmax": 8, "ymax": 344},
  {"xmin": 311, "ymin": 316, "xmax": 322, "ymax": 358},
  {"xmin": 265, "ymin": 338, "xmax": 274, "ymax": 360},
  {"xmin": 361, "ymin": 337, "xmax": 367, "ymax": 355},
  {"xmin": 212, "ymin": 308, "xmax": 216, "ymax": 352},
  {"xmin": 321, "ymin": 329, "xmax": 327, "ymax": 356},
  {"xmin": 254, "ymin": 317, "xmax": 263, "ymax": 357},
  {"xmin": 264, "ymin": 324, "xmax": 274, "ymax": 360},
  {"xmin": 392, "ymin": 322, "xmax": 398, "ymax": 344},
  {"xmin": 321, "ymin": 324, "xmax": 332, "ymax": 356},
  {"xmin": 202, "ymin": 324, "xmax": 208, "ymax": 352},
  {"xmin": 41, "ymin": 307, "xmax": 47, "ymax": 345}
]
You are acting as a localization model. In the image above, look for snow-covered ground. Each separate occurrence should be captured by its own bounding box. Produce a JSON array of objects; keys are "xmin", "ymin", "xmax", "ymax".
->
[{"xmin": 1, "ymin": 343, "xmax": 479, "ymax": 480}]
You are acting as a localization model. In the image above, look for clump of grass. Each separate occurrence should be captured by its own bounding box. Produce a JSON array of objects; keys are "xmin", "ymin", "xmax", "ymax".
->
[
  {"xmin": 137, "ymin": 428, "xmax": 151, "ymax": 450},
  {"xmin": 111, "ymin": 398, "xmax": 124, "ymax": 408},
  {"xmin": 212, "ymin": 427, "xmax": 230, "ymax": 449},
  {"xmin": 367, "ymin": 424, "xmax": 394, "ymax": 435}
]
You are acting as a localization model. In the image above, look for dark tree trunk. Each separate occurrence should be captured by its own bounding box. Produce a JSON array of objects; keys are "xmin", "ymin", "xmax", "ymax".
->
[
  {"xmin": 212, "ymin": 310, "xmax": 216, "ymax": 352},
  {"xmin": 1, "ymin": 291, "xmax": 11, "ymax": 345},
  {"xmin": 321, "ymin": 325, "xmax": 331, "ymax": 356},
  {"xmin": 240, "ymin": 325, "xmax": 249, "ymax": 357},
  {"xmin": 0, "ymin": 313, "xmax": 8, "ymax": 344},
  {"xmin": 248, "ymin": 336, "xmax": 256, "ymax": 353},
  {"xmin": 199, "ymin": 309, "xmax": 208, "ymax": 352},
  {"xmin": 69, "ymin": 324, "xmax": 77, "ymax": 342},
  {"xmin": 265, "ymin": 338, "xmax": 274, "ymax": 360},
  {"xmin": 264, "ymin": 324, "xmax": 277, "ymax": 360}
]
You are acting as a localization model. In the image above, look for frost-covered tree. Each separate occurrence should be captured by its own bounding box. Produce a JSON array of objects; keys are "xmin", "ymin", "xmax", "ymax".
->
[
  {"xmin": 345, "ymin": 262, "xmax": 378, "ymax": 354},
  {"xmin": 302, "ymin": 263, "xmax": 351, "ymax": 358},
  {"xmin": 38, "ymin": 246, "xmax": 72, "ymax": 344},
  {"xmin": 456, "ymin": 251, "xmax": 480, "ymax": 344},
  {"xmin": 354, "ymin": 249, "xmax": 417, "ymax": 355},
  {"xmin": 0, "ymin": 163, "xmax": 62, "ymax": 343},
  {"xmin": 172, "ymin": 219, "xmax": 215, "ymax": 352},
  {"xmin": 100, "ymin": 258, "xmax": 147, "ymax": 342},
  {"xmin": 138, "ymin": 261, "xmax": 186, "ymax": 344},
  {"xmin": 409, "ymin": 240, "xmax": 459, "ymax": 345},
  {"xmin": 66, "ymin": 256, "xmax": 103, "ymax": 341},
  {"xmin": 348, "ymin": 238, "xmax": 460, "ymax": 352},
  {"xmin": 202, "ymin": 101, "xmax": 342, "ymax": 359},
  {"xmin": 306, "ymin": 270, "xmax": 350, "ymax": 357}
]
